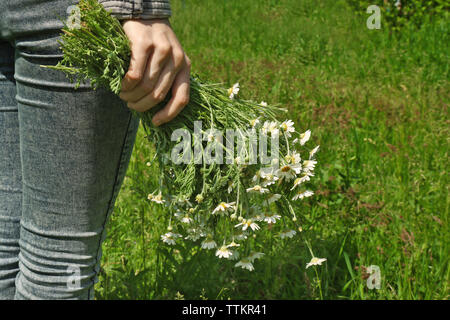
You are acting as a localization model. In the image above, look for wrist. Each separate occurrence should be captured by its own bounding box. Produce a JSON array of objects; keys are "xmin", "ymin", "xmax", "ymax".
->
[{"xmin": 121, "ymin": 18, "xmax": 170, "ymax": 26}]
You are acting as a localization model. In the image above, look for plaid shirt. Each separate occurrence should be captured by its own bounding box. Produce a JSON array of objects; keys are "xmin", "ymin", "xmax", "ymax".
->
[{"xmin": 99, "ymin": 0, "xmax": 171, "ymax": 20}]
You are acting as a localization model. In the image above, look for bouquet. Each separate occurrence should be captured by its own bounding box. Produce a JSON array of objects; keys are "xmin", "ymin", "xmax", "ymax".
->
[{"xmin": 43, "ymin": 0, "xmax": 320, "ymax": 271}]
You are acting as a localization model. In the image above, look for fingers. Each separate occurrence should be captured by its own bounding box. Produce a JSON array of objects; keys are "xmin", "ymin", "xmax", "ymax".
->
[
  {"xmin": 127, "ymin": 44, "xmax": 186, "ymax": 113},
  {"xmin": 127, "ymin": 58, "xmax": 173, "ymax": 112},
  {"xmin": 120, "ymin": 36, "xmax": 170, "ymax": 103},
  {"xmin": 119, "ymin": 19, "xmax": 191, "ymax": 123},
  {"xmin": 121, "ymin": 39, "xmax": 152, "ymax": 92},
  {"xmin": 152, "ymin": 56, "xmax": 191, "ymax": 126}
]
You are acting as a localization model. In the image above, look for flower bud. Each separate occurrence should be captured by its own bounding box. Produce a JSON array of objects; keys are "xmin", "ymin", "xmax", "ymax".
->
[{"xmin": 195, "ymin": 194, "xmax": 204, "ymax": 203}]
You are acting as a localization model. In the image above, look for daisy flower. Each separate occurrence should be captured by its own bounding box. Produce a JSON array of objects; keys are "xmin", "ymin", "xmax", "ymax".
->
[
  {"xmin": 252, "ymin": 170, "xmax": 261, "ymax": 183},
  {"xmin": 298, "ymin": 170, "xmax": 315, "ymax": 184},
  {"xmin": 250, "ymin": 118, "xmax": 260, "ymax": 128},
  {"xmin": 150, "ymin": 192, "xmax": 165, "ymax": 204},
  {"xmin": 212, "ymin": 201, "xmax": 236, "ymax": 214},
  {"xmin": 195, "ymin": 194, "xmax": 204, "ymax": 203},
  {"xmin": 263, "ymin": 212, "xmax": 281, "ymax": 224},
  {"xmin": 233, "ymin": 232, "xmax": 248, "ymax": 241},
  {"xmin": 267, "ymin": 193, "xmax": 281, "ymax": 204},
  {"xmin": 260, "ymin": 167, "xmax": 279, "ymax": 186},
  {"xmin": 161, "ymin": 232, "xmax": 181, "ymax": 245},
  {"xmin": 235, "ymin": 219, "xmax": 260, "ymax": 231},
  {"xmin": 268, "ymin": 121, "xmax": 280, "ymax": 136},
  {"xmin": 174, "ymin": 211, "xmax": 184, "ymax": 220},
  {"xmin": 207, "ymin": 133, "xmax": 215, "ymax": 142},
  {"xmin": 259, "ymin": 101, "xmax": 268, "ymax": 107},
  {"xmin": 262, "ymin": 121, "xmax": 279, "ymax": 136},
  {"xmin": 234, "ymin": 156, "xmax": 245, "ymax": 165},
  {"xmin": 227, "ymin": 181, "xmax": 234, "ymax": 194},
  {"xmin": 178, "ymin": 197, "xmax": 193, "ymax": 207},
  {"xmin": 299, "ymin": 129, "xmax": 311, "ymax": 145},
  {"xmin": 261, "ymin": 121, "xmax": 270, "ymax": 135},
  {"xmin": 227, "ymin": 240, "xmax": 241, "ymax": 248},
  {"xmin": 292, "ymin": 190, "xmax": 314, "ymax": 201},
  {"xmin": 290, "ymin": 175, "xmax": 308, "ymax": 190},
  {"xmin": 279, "ymin": 229, "xmax": 297, "ymax": 239},
  {"xmin": 181, "ymin": 214, "xmax": 193, "ymax": 224},
  {"xmin": 235, "ymin": 259, "xmax": 254, "ymax": 271},
  {"xmin": 280, "ymin": 120, "xmax": 295, "ymax": 137},
  {"xmin": 201, "ymin": 237, "xmax": 217, "ymax": 250},
  {"xmin": 184, "ymin": 228, "xmax": 206, "ymax": 241},
  {"xmin": 228, "ymin": 82, "xmax": 240, "ymax": 99},
  {"xmin": 248, "ymin": 252, "xmax": 265, "ymax": 262},
  {"xmin": 309, "ymin": 145, "xmax": 320, "ymax": 159},
  {"xmin": 216, "ymin": 245, "xmax": 233, "ymax": 259},
  {"xmin": 285, "ymin": 151, "xmax": 301, "ymax": 164},
  {"xmin": 302, "ymin": 160, "xmax": 317, "ymax": 173},
  {"xmin": 229, "ymin": 250, "xmax": 240, "ymax": 260},
  {"xmin": 246, "ymin": 185, "xmax": 269, "ymax": 194},
  {"xmin": 277, "ymin": 163, "xmax": 302, "ymax": 181},
  {"xmin": 306, "ymin": 257, "xmax": 327, "ymax": 269},
  {"xmin": 253, "ymin": 213, "xmax": 265, "ymax": 222}
]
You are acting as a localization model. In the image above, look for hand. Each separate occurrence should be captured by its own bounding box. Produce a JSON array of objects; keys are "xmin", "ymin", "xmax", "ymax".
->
[{"xmin": 119, "ymin": 19, "xmax": 191, "ymax": 126}]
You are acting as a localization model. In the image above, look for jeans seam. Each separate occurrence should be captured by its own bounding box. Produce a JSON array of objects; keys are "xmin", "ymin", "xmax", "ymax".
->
[{"xmin": 87, "ymin": 111, "xmax": 135, "ymax": 299}]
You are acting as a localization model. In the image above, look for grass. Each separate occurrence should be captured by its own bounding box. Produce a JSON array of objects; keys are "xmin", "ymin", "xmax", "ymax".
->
[{"xmin": 94, "ymin": 0, "xmax": 449, "ymax": 300}]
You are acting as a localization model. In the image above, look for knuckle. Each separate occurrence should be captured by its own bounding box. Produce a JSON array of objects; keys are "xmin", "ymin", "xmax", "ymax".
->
[
  {"xmin": 152, "ymin": 91, "xmax": 166, "ymax": 103},
  {"xmin": 158, "ymin": 43, "xmax": 171, "ymax": 56},
  {"xmin": 178, "ymin": 94, "xmax": 190, "ymax": 107},
  {"xmin": 148, "ymin": 70, "xmax": 160, "ymax": 82},
  {"xmin": 134, "ymin": 39, "xmax": 153, "ymax": 54},
  {"xmin": 126, "ymin": 71, "xmax": 142, "ymax": 83},
  {"xmin": 173, "ymin": 50, "xmax": 185, "ymax": 69}
]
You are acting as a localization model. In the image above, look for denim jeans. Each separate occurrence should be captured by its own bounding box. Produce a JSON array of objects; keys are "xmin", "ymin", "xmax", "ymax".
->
[{"xmin": 0, "ymin": 0, "xmax": 140, "ymax": 299}]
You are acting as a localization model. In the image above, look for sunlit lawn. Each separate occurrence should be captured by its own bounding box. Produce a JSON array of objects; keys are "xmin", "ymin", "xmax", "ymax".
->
[{"xmin": 95, "ymin": 0, "xmax": 449, "ymax": 300}]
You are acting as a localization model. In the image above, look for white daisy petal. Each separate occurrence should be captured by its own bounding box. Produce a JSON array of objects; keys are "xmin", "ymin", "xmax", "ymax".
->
[
  {"xmin": 235, "ymin": 259, "xmax": 254, "ymax": 271},
  {"xmin": 292, "ymin": 190, "xmax": 314, "ymax": 201},
  {"xmin": 306, "ymin": 257, "xmax": 327, "ymax": 269}
]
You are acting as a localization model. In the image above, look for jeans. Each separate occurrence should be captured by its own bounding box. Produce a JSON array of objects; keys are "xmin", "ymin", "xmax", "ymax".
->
[{"xmin": 0, "ymin": 0, "xmax": 140, "ymax": 299}]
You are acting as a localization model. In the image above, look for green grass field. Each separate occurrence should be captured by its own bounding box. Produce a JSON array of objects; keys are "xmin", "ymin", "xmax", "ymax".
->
[{"xmin": 95, "ymin": 0, "xmax": 449, "ymax": 300}]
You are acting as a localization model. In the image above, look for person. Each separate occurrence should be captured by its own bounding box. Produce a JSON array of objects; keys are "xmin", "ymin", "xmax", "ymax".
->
[{"xmin": 0, "ymin": 0, "xmax": 190, "ymax": 299}]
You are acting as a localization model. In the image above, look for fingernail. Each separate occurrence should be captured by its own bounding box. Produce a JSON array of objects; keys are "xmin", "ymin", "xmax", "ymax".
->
[{"xmin": 153, "ymin": 118, "xmax": 161, "ymax": 126}]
